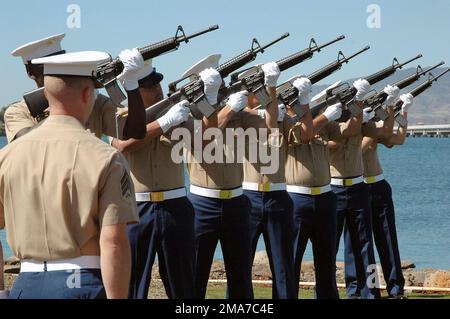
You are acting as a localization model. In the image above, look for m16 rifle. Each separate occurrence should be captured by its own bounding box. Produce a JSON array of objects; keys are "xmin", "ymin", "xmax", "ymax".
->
[
  {"xmin": 218, "ymin": 35, "xmax": 346, "ymax": 112},
  {"xmin": 394, "ymin": 68, "xmax": 450, "ymax": 127},
  {"xmin": 276, "ymin": 46, "xmax": 370, "ymax": 118},
  {"xmin": 23, "ymin": 24, "xmax": 219, "ymax": 119},
  {"xmin": 367, "ymin": 61, "xmax": 445, "ymax": 121},
  {"xmin": 310, "ymin": 54, "xmax": 423, "ymax": 118},
  {"xmin": 145, "ymin": 33, "xmax": 290, "ymax": 121}
]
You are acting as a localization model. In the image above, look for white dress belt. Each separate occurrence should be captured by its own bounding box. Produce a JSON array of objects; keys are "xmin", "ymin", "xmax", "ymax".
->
[
  {"xmin": 330, "ymin": 176, "xmax": 364, "ymax": 187},
  {"xmin": 287, "ymin": 184, "xmax": 332, "ymax": 196},
  {"xmin": 20, "ymin": 256, "xmax": 101, "ymax": 273},
  {"xmin": 364, "ymin": 174, "xmax": 385, "ymax": 184},
  {"xmin": 189, "ymin": 185, "xmax": 243, "ymax": 200},
  {"xmin": 242, "ymin": 182, "xmax": 286, "ymax": 192},
  {"xmin": 135, "ymin": 187, "xmax": 186, "ymax": 202}
]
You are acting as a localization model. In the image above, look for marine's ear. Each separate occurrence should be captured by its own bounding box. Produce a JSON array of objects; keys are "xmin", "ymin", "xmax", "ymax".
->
[{"xmin": 81, "ymin": 85, "xmax": 92, "ymax": 105}]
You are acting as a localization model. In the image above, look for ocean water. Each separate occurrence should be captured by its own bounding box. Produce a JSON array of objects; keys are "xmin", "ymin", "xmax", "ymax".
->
[{"xmin": 1, "ymin": 135, "xmax": 449, "ymax": 270}]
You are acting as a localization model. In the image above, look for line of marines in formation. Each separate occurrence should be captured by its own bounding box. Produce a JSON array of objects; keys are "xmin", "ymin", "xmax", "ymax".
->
[{"xmin": 0, "ymin": 32, "xmax": 420, "ymax": 299}]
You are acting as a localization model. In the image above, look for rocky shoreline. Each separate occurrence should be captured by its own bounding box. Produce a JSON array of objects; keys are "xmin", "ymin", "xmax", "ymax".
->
[
  {"xmin": 3, "ymin": 251, "xmax": 450, "ymax": 293},
  {"xmin": 209, "ymin": 251, "xmax": 450, "ymax": 289}
]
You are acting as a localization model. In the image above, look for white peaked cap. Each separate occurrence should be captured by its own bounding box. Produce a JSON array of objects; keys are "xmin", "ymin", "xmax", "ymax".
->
[
  {"xmin": 11, "ymin": 33, "xmax": 66, "ymax": 64},
  {"xmin": 32, "ymin": 51, "xmax": 111, "ymax": 78},
  {"xmin": 276, "ymin": 75, "xmax": 306, "ymax": 94},
  {"xmin": 236, "ymin": 64, "xmax": 262, "ymax": 80},
  {"xmin": 137, "ymin": 59, "xmax": 154, "ymax": 81},
  {"xmin": 118, "ymin": 58, "xmax": 154, "ymax": 82},
  {"xmin": 310, "ymin": 81, "xmax": 342, "ymax": 108},
  {"xmin": 182, "ymin": 54, "xmax": 221, "ymax": 80}
]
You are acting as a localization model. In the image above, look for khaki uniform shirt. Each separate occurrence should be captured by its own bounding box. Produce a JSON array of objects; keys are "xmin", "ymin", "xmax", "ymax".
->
[
  {"xmin": 286, "ymin": 121, "xmax": 342, "ymax": 187},
  {"xmin": 124, "ymin": 134, "xmax": 185, "ymax": 193},
  {"xmin": 186, "ymin": 111, "xmax": 261, "ymax": 190},
  {"xmin": 363, "ymin": 121, "xmax": 383, "ymax": 177},
  {"xmin": 4, "ymin": 94, "xmax": 126, "ymax": 143},
  {"xmin": 0, "ymin": 115, "xmax": 138, "ymax": 261},
  {"xmin": 4, "ymin": 100, "xmax": 38, "ymax": 143},
  {"xmin": 329, "ymin": 121, "xmax": 378, "ymax": 178},
  {"xmin": 243, "ymin": 116, "xmax": 290, "ymax": 185}
]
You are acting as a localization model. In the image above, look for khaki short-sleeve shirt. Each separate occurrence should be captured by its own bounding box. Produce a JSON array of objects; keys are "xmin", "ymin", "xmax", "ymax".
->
[
  {"xmin": 123, "ymin": 134, "xmax": 186, "ymax": 193},
  {"xmin": 362, "ymin": 121, "xmax": 383, "ymax": 177},
  {"xmin": 186, "ymin": 111, "xmax": 262, "ymax": 189},
  {"xmin": 0, "ymin": 115, "xmax": 138, "ymax": 261},
  {"xmin": 329, "ymin": 121, "xmax": 379, "ymax": 178},
  {"xmin": 4, "ymin": 94, "xmax": 126, "ymax": 143},
  {"xmin": 4, "ymin": 100, "xmax": 38, "ymax": 143},
  {"xmin": 285, "ymin": 121, "xmax": 337, "ymax": 187},
  {"xmin": 243, "ymin": 115, "xmax": 288, "ymax": 185}
]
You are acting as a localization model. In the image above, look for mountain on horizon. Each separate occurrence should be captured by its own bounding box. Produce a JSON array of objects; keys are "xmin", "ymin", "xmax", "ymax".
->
[
  {"xmin": 310, "ymin": 66, "xmax": 450, "ymax": 125},
  {"xmin": 1, "ymin": 67, "xmax": 449, "ymax": 129}
]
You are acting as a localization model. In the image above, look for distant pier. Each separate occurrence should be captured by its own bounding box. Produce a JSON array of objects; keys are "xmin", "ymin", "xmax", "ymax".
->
[{"xmin": 406, "ymin": 124, "xmax": 450, "ymax": 137}]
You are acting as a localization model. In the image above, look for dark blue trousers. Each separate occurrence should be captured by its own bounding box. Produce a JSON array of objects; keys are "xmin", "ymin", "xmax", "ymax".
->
[
  {"xmin": 128, "ymin": 197, "xmax": 195, "ymax": 299},
  {"xmin": 9, "ymin": 269, "xmax": 105, "ymax": 299},
  {"xmin": 368, "ymin": 179, "xmax": 405, "ymax": 297},
  {"xmin": 244, "ymin": 190, "xmax": 296, "ymax": 299},
  {"xmin": 332, "ymin": 182, "xmax": 381, "ymax": 299},
  {"xmin": 290, "ymin": 191, "xmax": 339, "ymax": 299},
  {"xmin": 188, "ymin": 193, "xmax": 253, "ymax": 299}
]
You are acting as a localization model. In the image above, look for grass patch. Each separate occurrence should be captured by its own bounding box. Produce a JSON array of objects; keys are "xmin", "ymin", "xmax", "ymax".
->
[{"xmin": 206, "ymin": 283, "xmax": 450, "ymax": 299}]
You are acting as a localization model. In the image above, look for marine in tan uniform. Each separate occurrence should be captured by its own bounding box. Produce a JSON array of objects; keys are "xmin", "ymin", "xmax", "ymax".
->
[
  {"xmin": 360, "ymin": 93, "xmax": 413, "ymax": 299},
  {"xmin": 185, "ymin": 60, "xmax": 280, "ymax": 299},
  {"xmin": 286, "ymin": 99, "xmax": 344, "ymax": 299},
  {"xmin": 242, "ymin": 76, "xmax": 314, "ymax": 299},
  {"xmin": 324, "ymin": 81, "xmax": 398, "ymax": 299},
  {"xmin": 0, "ymin": 51, "xmax": 139, "ymax": 299},
  {"xmin": 5, "ymin": 34, "xmax": 147, "ymax": 143},
  {"xmin": 110, "ymin": 60, "xmax": 222, "ymax": 299}
]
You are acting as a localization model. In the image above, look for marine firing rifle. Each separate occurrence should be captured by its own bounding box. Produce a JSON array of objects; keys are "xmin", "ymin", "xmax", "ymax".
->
[
  {"xmin": 144, "ymin": 33, "xmax": 290, "ymax": 121},
  {"xmin": 23, "ymin": 24, "xmax": 219, "ymax": 119},
  {"xmin": 276, "ymin": 46, "xmax": 370, "ymax": 118},
  {"xmin": 310, "ymin": 54, "xmax": 423, "ymax": 119},
  {"xmin": 367, "ymin": 61, "xmax": 445, "ymax": 121},
  {"xmin": 394, "ymin": 68, "xmax": 450, "ymax": 127},
  {"xmin": 217, "ymin": 35, "xmax": 346, "ymax": 113}
]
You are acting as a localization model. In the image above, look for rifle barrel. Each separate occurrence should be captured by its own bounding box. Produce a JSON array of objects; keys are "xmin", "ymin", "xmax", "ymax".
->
[
  {"xmin": 257, "ymin": 32, "xmax": 290, "ymax": 53},
  {"xmin": 182, "ymin": 24, "xmax": 219, "ymax": 42},
  {"xmin": 276, "ymin": 35, "xmax": 345, "ymax": 72},
  {"xmin": 315, "ymin": 35, "xmax": 346, "ymax": 51}
]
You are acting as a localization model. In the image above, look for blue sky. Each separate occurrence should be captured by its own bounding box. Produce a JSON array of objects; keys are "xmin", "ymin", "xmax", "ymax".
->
[{"xmin": 1, "ymin": 0, "xmax": 449, "ymax": 107}]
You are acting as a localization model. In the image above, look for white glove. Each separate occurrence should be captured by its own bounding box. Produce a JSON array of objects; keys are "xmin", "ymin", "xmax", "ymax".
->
[
  {"xmin": 278, "ymin": 103, "xmax": 287, "ymax": 122},
  {"xmin": 227, "ymin": 90, "xmax": 249, "ymax": 112},
  {"xmin": 353, "ymin": 79, "xmax": 371, "ymax": 101},
  {"xmin": 323, "ymin": 102, "xmax": 342, "ymax": 122},
  {"xmin": 400, "ymin": 93, "xmax": 414, "ymax": 113},
  {"xmin": 118, "ymin": 48, "xmax": 145, "ymax": 91},
  {"xmin": 261, "ymin": 62, "xmax": 280, "ymax": 88},
  {"xmin": 199, "ymin": 68, "xmax": 222, "ymax": 105},
  {"xmin": 363, "ymin": 107, "xmax": 375, "ymax": 123},
  {"xmin": 157, "ymin": 100, "xmax": 190, "ymax": 133},
  {"xmin": 293, "ymin": 77, "xmax": 312, "ymax": 105},
  {"xmin": 0, "ymin": 290, "xmax": 9, "ymax": 299},
  {"xmin": 383, "ymin": 85, "xmax": 400, "ymax": 107}
]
